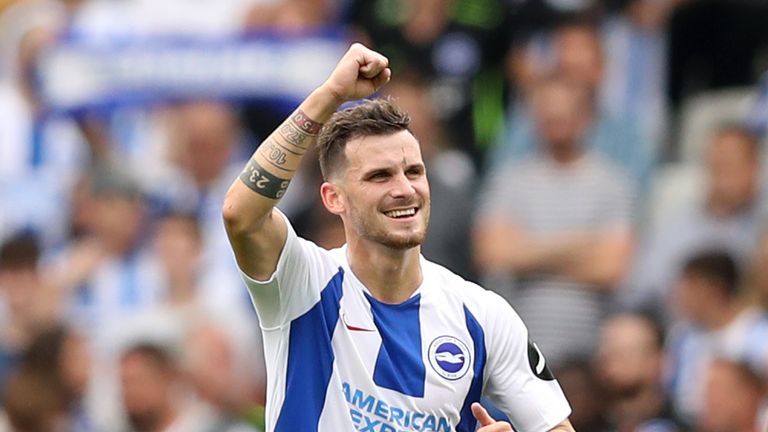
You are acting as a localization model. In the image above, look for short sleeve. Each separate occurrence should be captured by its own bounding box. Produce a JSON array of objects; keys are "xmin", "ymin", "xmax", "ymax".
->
[
  {"xmin": 238, "ymin": 211, "xmax": 340, "ymax": 330},
  {"xmin": 482, "ymin": 293, "xmax": 571, "ymax": 431}
]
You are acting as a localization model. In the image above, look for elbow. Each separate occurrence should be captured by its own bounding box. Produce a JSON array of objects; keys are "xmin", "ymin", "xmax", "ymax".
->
[{"xmin": 221, "ymin": 198, "xmax": 242, "ymax": 234}]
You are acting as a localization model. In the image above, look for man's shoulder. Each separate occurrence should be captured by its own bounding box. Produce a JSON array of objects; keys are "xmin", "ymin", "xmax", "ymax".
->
[{"xmin": 421, "ymin": 258, "xmax": 513, "ymax": 316}]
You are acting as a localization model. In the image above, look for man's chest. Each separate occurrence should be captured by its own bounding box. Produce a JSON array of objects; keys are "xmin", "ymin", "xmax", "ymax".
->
[{"xmin": 328, "ymin": 284, "xmax": 482, "ymax": 428}]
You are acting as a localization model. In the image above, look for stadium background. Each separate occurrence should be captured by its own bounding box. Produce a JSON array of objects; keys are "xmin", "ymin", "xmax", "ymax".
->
[{"xmin": 1, "ymin": 0, "xmax": 768, "ymax": 430}]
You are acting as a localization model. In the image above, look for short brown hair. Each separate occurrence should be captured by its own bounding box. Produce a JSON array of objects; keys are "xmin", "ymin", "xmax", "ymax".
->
[{"xmin": 317, "ymin": 98, "xmax": 410, "ymax": 180}]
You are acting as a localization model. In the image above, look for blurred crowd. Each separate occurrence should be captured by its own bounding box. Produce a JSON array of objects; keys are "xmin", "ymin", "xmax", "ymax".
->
[{"xmin": 1, "ymin": 0, "xmax": 768, "ymax": 431}]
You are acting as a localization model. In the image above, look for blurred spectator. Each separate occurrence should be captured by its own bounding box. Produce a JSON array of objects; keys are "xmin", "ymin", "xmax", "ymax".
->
[
  {"xmin": 384, "ymin": 75, "xmax": 476, "ymax": 279},
  {"xmin": 0, "ymin": 1, "xmax": 91, "ymax": 245},
  {"xmin": 0, "ymin": 232, "xmax": 61, "ymax": 387},
  {"xmin": 119, "ymin": 343, "xmax": 183, "ymax": 431},
  {"xmin": 596, "ymin": 312, "xmax": 685, "ymax": 432},
  {"xmin": 349, "ymin": 0, "xmax": 512, "ymax": 163},
  {"xmin": 625, "ymin": 124, "xmax": 763, "ymax": 317},
  {"xmin": 152, "ymin": 212, "xmax": 204, "ymax": 312},
  {"xmin": 156, "ymin": 100, "xmax": 253, "ymax": 317},
  {"xmin": 497, "ymin": 20, "xmax": 654, "ymax": 193},
  {"xmin": 554, "ymin": 359, "xmax": 611, "ymax": 432},
  {"xmin": 51, "ymin": 166, "xmax": 165, "ymax": 351},
  {"xmin": 22, "ymin": 326, "xmax": 95, "ymax": 431},
  {"xmin": 666, "ymin": 250, "xmax": 768, "ymax": 425},
  {"xmin": 1, "ymin": 364, "xmax": 65, "ymax": 432},
  {"xmin": 697, "ymin": 358, "xmax": 767, "ymax": 432},
  {"xmin": 184, "ymin": 321, "xmax": 264, "ymax": 431},
  {"xmin": 602, "ymin": 0, "xmax": 672, "ymax": 148},
  {"xmin": 473, "ymin": 74, "xmax": 635, "ymax": 367}
]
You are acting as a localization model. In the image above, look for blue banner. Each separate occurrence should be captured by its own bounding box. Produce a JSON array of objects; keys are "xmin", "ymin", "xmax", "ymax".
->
[{"xmin": 36, "ymin": 33, "xmax": 349, "ymax": 115}]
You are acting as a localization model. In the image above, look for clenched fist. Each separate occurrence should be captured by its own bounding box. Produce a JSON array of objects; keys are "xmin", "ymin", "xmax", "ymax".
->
[{"xmin": 321, "ymin": 43, "xmax": 391, "ymax": 103}]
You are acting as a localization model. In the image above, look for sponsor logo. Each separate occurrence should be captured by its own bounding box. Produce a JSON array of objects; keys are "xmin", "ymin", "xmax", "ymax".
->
[{"xmin": 428, "ymin": 336, "xmax": 471, "ymax": 380}]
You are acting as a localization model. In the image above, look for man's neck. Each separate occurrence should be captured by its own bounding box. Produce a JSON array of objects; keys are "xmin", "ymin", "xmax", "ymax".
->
[
  {"xmin": 703, "ymin": 302, "xmax": 743, "ymax": 331},
  {"xmin": 347, "ymin": 240, "xmax": 423, "ymax": 304}
]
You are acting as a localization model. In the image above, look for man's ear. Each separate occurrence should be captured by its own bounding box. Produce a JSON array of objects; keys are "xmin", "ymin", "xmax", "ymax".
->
[{"xmin": 320, "ymin": 181, "xmax": 345, "ymax": 215}]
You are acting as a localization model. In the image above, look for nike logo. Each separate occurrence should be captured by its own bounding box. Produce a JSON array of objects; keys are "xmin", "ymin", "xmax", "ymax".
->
[{"xmin": 342, "ymin": 313, "xmax": 376, "ymax": 332}]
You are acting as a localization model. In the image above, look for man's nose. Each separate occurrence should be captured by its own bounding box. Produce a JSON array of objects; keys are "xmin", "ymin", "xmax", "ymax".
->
[{"xmin": 389, "ymin": 172, "xmax": 416, "ymax": 198}]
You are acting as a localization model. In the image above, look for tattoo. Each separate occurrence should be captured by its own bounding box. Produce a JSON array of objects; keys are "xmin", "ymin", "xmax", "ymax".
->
[
  {"xmin": 259, "ymin": 140, "xmax": 291, "ymax": 167},
  {"xmin": 291, "ymin": 109, "xmax": 323, "ymax": 134},
  {"xmin": 278, "ymin": 121, "xmax": 310, "ymax": 149},
  {"xmin": 238, "ymin": 158, "xmax": 291, "ymax": 199}
]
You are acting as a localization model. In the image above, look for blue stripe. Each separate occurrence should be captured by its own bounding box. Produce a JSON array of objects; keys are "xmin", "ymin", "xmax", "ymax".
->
[
  {"xmin": 30, "ymin": 121, "xmax": 45, "ymax": 168},
  {"xmin": 367, "ymin": 292, "xmax": 425, "ymax": 397},
  {"xmin": 119, "ymin": 253, "xmax": 139, "ymax": 308},
  {"xmin": 275, "ymin": 268, "xmax": 344, "ymax": 432},
  {"xmin": 457, "ymin": 305, "xmax": 487, "ymax": 432}
]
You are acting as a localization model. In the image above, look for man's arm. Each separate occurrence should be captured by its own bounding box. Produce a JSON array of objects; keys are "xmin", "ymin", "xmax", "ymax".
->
[
  {"xmin": 473, "ymin": 219, "xmax": 633, "ymax": 290},
  {"xmin": 222, "ymin": 43, "xmax": 390, "ymax": 281}
]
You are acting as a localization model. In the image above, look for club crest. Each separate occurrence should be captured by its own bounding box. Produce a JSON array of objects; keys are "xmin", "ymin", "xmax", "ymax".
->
[{"xmin": 428, "ymin": 336, "xmax": 471, "ymax": 380}]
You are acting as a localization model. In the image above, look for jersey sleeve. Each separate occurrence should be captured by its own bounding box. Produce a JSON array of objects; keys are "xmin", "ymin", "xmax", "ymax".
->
[
  {"xmin": 481, "ymin": 292, "xmax": 572, "ymax": 431},
  {"xmin": 238, "ymin": 210, "xmax": 340, "ymax": 330}
]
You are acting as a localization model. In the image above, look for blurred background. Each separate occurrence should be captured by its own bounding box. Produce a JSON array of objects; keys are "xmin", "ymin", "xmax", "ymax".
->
[{"xmin": 1, "ymin": 0, "xmax": 768, "ymax": 431}]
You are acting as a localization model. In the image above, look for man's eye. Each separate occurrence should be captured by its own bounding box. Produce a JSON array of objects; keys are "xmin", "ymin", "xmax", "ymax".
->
[{"xmin": 370, "ymin": 172, "xmax": 389, "ymax": 180}]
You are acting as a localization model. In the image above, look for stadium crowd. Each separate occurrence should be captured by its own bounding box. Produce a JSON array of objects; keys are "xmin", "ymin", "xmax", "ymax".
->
[{"xmin": 1, "ymin": 0, "xmax": 768, "ymax": 431}]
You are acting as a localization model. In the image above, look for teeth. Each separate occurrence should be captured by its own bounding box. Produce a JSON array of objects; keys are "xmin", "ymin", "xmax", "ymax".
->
[{"xmin": 385, "ymin": 208, "xmax": 416, "ymax": 218}]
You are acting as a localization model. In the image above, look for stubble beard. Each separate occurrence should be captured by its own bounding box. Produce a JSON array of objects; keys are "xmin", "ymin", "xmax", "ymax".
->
[{"xmin": 349, "ymin": 202, "xmax": 430, "ymax": 250}]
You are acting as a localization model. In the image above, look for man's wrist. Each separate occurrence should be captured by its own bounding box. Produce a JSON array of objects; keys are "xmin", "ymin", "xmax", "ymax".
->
[{"xmin": 301, "ymin": 85, "xmax": 345, "ymax": 122}]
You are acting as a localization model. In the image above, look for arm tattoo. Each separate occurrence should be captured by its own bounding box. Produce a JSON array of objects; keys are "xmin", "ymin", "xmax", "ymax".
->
[
  {"xmin": 291, "ymin": 109, "xmax": 323, "ymax": 134},
  {"xmin": 239, "ymin": 158, "xmax": 291, "ymax": 199},
  {"xmin": 278, "ymin": 121, "xmax": 311, "ymax": 149},
  {"xmin": 258, "ymin": 139, "xmax": 295, "ymax": 173},
  {"xmin": 277, "ymin": 109, "xmax": 324, "ymax": 148}
]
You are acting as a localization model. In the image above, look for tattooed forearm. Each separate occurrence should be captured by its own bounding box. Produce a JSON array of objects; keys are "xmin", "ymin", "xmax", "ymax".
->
[
  {"xmin": 277, "ymin": 122, "xmax": 310, "ymax": 149},
  {"xmin": 238, "ymin": 157, "xmax": 291, "ymax": 200}
]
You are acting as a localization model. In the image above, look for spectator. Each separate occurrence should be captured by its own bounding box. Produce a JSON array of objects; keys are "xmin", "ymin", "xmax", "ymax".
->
[
  {"xmin": 0, "ymin": 231, "xmax": 60, "ymax": 387},
  {"xmin": 602, "ymin": 0, "xmax": 672, "ymax": 148},
  {"xmin": 553, "ymin": 359, "xmax": 611, "ymax": 432},
  {"xmin": 497, "ymin": 20, "xmax": 655, "ymax": 193},
  {"xmin": 595, "ymin": 312, "xmax": 685, "ymax": 432},
  {"xmin": 1, "ymin": 364, "xmax": 64, "ymax": 432},
  {"xmin": 666, "ymin": 250, "xmax": 768, "ymax": 425},
  {"xmin": 473, "ymin": 74, "xmax": 635, "ymax": 367},
  {"xmin": 119, "ymin": 343, "xmax": 182, "ymax": 432},
  {"xmin": 152, "ymin": 212, "xmax": 204, "ymax": 312},
  {"xmin": 157, "ymin": 100, "xmax": 255, "ymax": 318},
  {"xmin": 184, "ymin": 321, "xmax": 264, "ymax": 431},
  {"xmin": 625, "ymin": 124, "xmax": 764, "ymax": 318},
  {"xmin": 51, "ymin": 165, "xmax": 165, "ymax": 353},
  {"xmin": 22, "ymin": 326, "xmax": 95, "ymax": 431},
  {"xmin": 0, "ymin": 1, "xmax": 91, "ymax": 245},
  {"xmin": 697, "ymin": 358, "xmax": 767, "ymax": 432},
  {"xmin": 120, "ymin": 340, "xmax": 254, "ymax": 432}
]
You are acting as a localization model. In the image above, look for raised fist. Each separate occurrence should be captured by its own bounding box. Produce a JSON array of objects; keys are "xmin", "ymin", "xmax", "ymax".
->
[{"xmin": 322, "ymin": 43, "xmax": 391, "ymax": 103}]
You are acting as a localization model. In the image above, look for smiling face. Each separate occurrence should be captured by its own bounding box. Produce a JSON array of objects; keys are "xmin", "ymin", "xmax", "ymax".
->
[{"xmin": 322, "ymin": 130, "xmax": 430, "ymax": 250}]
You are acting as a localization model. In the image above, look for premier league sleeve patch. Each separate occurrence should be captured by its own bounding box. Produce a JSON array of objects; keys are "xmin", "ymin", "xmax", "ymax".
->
[{"xmin": 527, "ymin": 340, "xmax": 555, "ymax": 381}]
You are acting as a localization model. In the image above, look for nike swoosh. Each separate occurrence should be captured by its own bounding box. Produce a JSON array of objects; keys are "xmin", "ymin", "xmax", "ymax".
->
[{"xmin": 342, "ymin": 313, "xmax": 376, "ymax": 332}]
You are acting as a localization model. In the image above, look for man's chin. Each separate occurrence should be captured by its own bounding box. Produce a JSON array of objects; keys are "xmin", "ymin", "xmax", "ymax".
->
[{"xmin": 376, "ymin": 232, "xmax": 426, "ymax": 250}]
